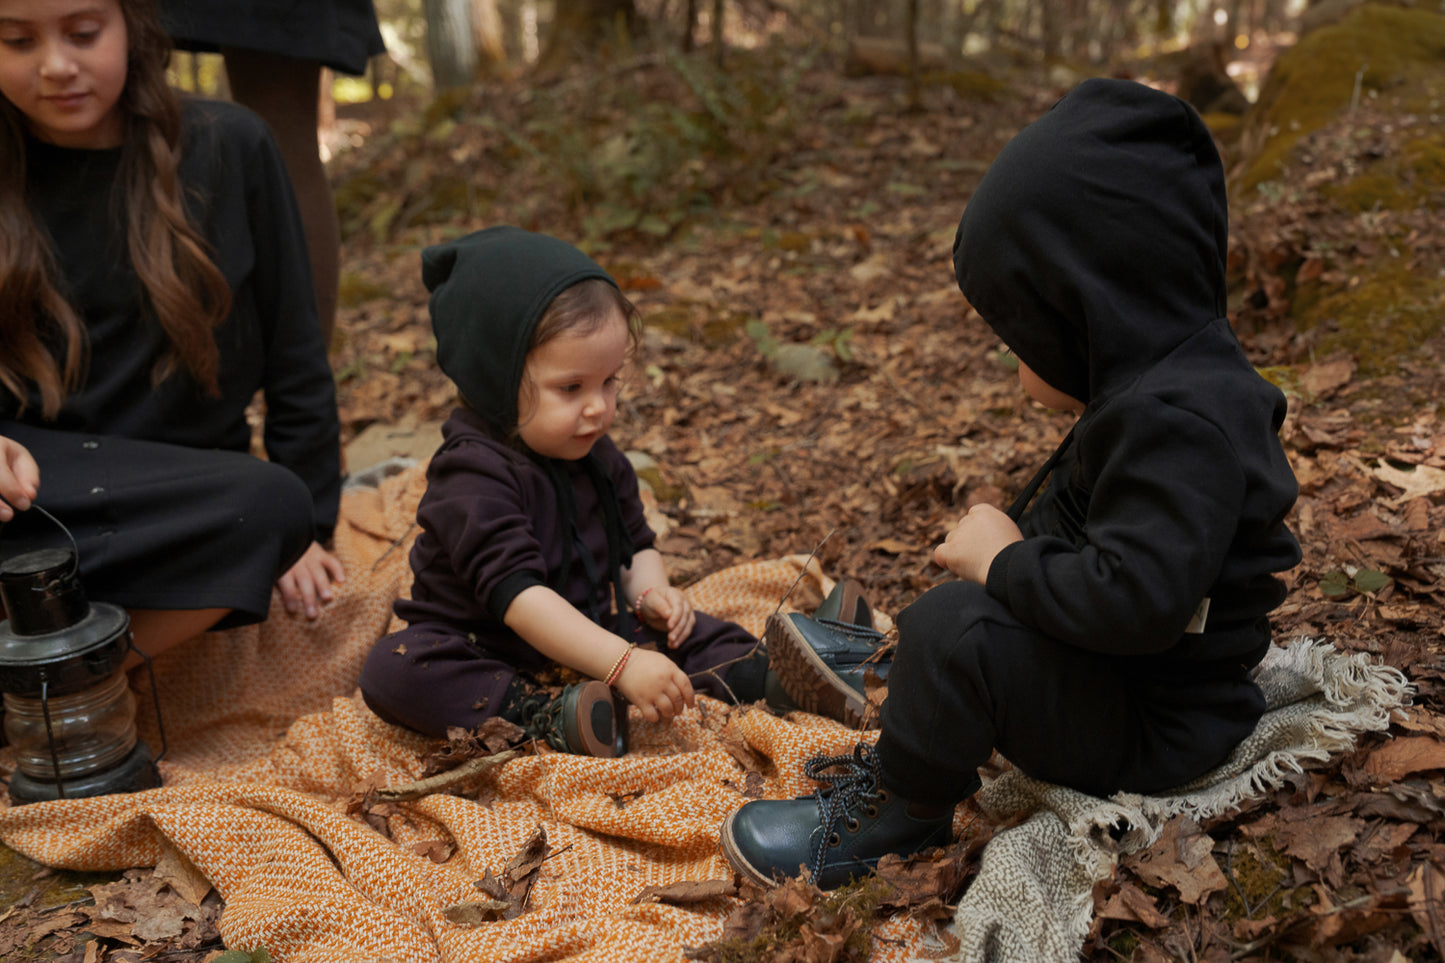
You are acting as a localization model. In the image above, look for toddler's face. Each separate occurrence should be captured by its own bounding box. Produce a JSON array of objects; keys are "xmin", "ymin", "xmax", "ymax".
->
[
  {"xmin": 0, "ymin": 0, "xmax": 128, "ymax": 150},
  {"xmin": 516, "ymin": 308, "xmax": 629, "ymax": 461}
]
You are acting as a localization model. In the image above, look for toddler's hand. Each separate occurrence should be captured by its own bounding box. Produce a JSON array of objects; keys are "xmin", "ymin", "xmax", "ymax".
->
[
  {"xmin": 0, "ymin": 437, "xmax": 39, "ymax": 522},
  {"xmin": 276, "ymin": 541, "xmax": 346, "ymax": 619},
  {"xmin": 636, "ymin": 585, "xmax": 695, "ymax": 648},
  {"xmin": 934, "ymin": 503, "xmax": 1023, "ymax": 584},
  {"xmin": 615, "ymin": 647, "xmax": 695, "ymax": 722}
]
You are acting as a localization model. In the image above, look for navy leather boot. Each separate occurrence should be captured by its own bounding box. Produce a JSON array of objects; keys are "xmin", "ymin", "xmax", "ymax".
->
[
  {"xmin": 768, "ymin": 578, "xmax": 892, "ymax": 727},
  {"xmin": 720, "ymin": 743, "xmax": 953, "ymax": 889}
]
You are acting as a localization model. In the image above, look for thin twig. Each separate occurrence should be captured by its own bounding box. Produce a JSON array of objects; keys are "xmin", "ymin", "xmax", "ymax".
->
[
  {"xmin": 371, "ymin": 522, "xmax": 418, "ymax": 573},
  {"xmin": 373, "ymin": 749, "xmax": 519, "ymax": 801}
]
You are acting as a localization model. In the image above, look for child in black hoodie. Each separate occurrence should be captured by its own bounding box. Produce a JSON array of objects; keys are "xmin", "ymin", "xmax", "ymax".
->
[{"xmin": 721, "ymin": 78, "xmax": 1302, "ymax": 889}]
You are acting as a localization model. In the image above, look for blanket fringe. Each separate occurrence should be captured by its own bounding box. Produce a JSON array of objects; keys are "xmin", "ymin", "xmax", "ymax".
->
[{"xmin": 942, "ymin": 637, "xmax": 1414, "ymax": 963}]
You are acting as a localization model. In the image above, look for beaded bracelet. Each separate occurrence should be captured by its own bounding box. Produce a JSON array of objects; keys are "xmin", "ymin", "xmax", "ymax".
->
[
  {"xmin": 604, "ymin": 643, "xmax": 636, "ymax": 686},
  {"xmin": 633, "ymin": 587, "xmax": 655, "ymax": 615}
]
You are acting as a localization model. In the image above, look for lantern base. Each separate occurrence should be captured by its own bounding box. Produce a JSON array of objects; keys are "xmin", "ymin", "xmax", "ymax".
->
[{"xmin": 7, "ymin": 741, "xmax": 161, "ymax": 804}]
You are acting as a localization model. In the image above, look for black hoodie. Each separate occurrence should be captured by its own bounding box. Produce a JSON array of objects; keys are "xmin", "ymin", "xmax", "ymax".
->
[{"xmin": 954, "ymin": 79, "xmax": 1300, "ymax": 670}]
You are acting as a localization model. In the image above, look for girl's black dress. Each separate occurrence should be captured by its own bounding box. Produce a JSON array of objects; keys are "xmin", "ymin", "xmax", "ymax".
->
[{"xmin": 0, "ymin": 99, "xmax": 341, "ymax": 628}]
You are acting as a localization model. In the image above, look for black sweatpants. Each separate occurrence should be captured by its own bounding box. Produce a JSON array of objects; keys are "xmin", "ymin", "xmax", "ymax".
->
[
  {"xmin": 360, "ymin": 612, "xmax": 758, "ymax": 738},
  {"xmin": 874, "ymin": 580, "xmax": 1267, "ymax": 807}
]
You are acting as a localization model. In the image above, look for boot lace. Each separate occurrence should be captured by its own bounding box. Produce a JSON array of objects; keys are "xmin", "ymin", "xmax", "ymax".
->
[
  {"xmin": 812, "ymin": 618, "xmax": 885, "ymax": 644},
  {"xmin": 519, "ymin": 696, "xmax": 570, "ymax": 753},
  {"xmin": 802, "ymin": 743, "xmax": 885, "ymax": 877}
]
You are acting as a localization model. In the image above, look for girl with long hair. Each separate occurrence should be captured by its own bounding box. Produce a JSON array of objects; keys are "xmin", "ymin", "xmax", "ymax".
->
[{"xmin": 0, "ymin": 0, "xmax": 343, "ymax": 660}]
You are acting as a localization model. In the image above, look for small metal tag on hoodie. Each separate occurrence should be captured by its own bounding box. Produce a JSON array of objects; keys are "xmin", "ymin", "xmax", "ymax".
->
[{"xmin": 1185, "ymin": 597, "xmax": 1211, "ymax": 634}]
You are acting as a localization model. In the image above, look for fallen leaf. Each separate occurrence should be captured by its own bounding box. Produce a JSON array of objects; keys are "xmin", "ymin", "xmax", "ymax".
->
[
  {"xmin": 629, "ymin": 878, "xmax": 738, "ymax": 905},
  {"xmin": 132, "ymin": 905, "xmax": 188, "ymax": 942},
  {"xmin": 1368, "ymin": 461, "xmax": 1445, "ymax": 506},
  {"xmin": 442, "ymin": 899, "xmax": 510, "ymax": 925},
  {"xmin": 771, "ymin": 343, "xmax": 839, "ymax": 384},
  {"xmin": 1299, "ymin": 357, "xmax": 1354, "ymax": 398},
  {"xmin": 1274, "ymin": 813, "xmax": 1364, "ymax": 878},
  {"xmin": 1125, "ymin": 816, "xmax": 1227, "ymax": 904},
  {"xmin": 1361, "ymin": 736, "xmax": 1445, "ymax": 782},
  {"xmin": 1096, "ymin": 881, "xmax": 1171, "ymax": 928},
  {"xmin": 868, "ymin": 538, "xmax": 914, "ymax": 555},
  {"xmin": 154, "ymin": 839, "xmax": 212, "ymax": 907},
  {"xmin": 411, "ymin": 839, "xmax": 456, "ymax": 864}
]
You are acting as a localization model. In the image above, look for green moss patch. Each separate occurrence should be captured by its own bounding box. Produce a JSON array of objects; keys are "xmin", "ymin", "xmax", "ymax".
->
[
  {"xmin": 1299, "ymin": 264, "xmax": 1445, "ymax": 376},
  {"xmin": 1237, "ymin": 5, "xmax": 1445, "ymax": 195}
]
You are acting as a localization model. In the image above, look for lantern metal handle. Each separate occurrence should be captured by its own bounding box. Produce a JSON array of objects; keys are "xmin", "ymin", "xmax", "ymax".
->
[{"xmin": 0, "ymin": 497, "xmax": 80, "ymax": 579}]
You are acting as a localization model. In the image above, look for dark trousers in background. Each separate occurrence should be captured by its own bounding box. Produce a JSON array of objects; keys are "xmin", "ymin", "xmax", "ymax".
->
[
  {"xmin": 360, "ymin": 613, "xmax": 758, "ymax": 738},
  {"xmin": 875, "ymin": 580, "xmax": 1267, "ymax": 807}
]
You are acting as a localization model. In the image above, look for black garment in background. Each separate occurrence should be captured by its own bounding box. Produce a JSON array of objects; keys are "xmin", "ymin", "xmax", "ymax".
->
[
  {"xmin": 160, "ymin": 0, "xmax": 386, "ymax": 76},
  {"xmin": 874, "ymin": 581, "xmax": 1266, "ymax": 805},
  {"xmin": 0, "ymin": 425, "xmax": 314, "ymax": 627},
  {"xmin": 874, "ymin": 79, "xmax": 1300, "ymax": 805},
  {"xmin": 0, "ymin": 99, "xmax": 340, "ymax": 626},
  {"xmin": 362, "ymin": 614, "xmax": 758, "ymax": 738},
  {"xmin": 358, "ymin": 411, "xmax": 758, "ymax": 738}
]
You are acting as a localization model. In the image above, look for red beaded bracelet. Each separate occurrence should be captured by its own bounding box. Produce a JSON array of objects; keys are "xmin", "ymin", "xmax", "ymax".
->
[
  {"xmin": 604, "ymin": 643, "xmax": 636, "ymax": 686},
  {"xmin": 633, "ymin": 587, "xmax": 655, "ymax": 615}
]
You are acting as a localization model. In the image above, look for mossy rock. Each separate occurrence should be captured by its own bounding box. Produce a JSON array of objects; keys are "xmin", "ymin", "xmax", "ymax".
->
[
  {"xmin": 1299, "ymin": 264, "xmax": 1445, "ymax": 377},
  {"xmin": 1319, "ymin": 133, "xmax": 1445, "ymax": 213},
  {"xmin": 1235, "ymin": 4, "xmax": 1445, "ymax": 195}
]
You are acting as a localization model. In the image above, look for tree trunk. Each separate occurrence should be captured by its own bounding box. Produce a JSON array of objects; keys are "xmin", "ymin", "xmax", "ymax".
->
[
  {"xmin": 905, "ymin": 0, "xmax": 920, "ymax": 109},
  {"xmin": 471, "ymin": 0, "xmax": 508, "ymax": 75},
  {"xmin": 425, "ymin": 0, "xmax": 478, "ymax": 91},
  {"xmin": 711, "ymin": 0, "xmax": 724, "ymax": 69},
  {"xmin": 682, "ymin": 0, "xmax": 699, "ymax": 51},
  {"xmin": 539, "ymin": 0, "xmax": 640, "ymax": 71}
]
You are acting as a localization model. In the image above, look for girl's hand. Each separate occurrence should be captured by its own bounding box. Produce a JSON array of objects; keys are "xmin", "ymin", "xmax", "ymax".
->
[
  {"xmin": 636, "ymin": 584, "xmax": 695, "ymax": 648},
  {"xmin": 614, "ymin": 647, "xmax": 695, "ymax": 723},
  {"xmin": 276, "ymin": 541, "xmax": 346, "ymax": 619},
  {"xmin": 934, "ymin": 503, "xmax": 1024, "ymax": 584},
  {"xmin": 0, "ymin": 438, "xmax": 40, "ymax": 522}
]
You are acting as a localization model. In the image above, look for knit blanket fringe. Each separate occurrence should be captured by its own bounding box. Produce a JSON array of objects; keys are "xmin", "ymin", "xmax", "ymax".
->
[{"xmin": 933, "ymin": 637, "xmax": 1413, "ymax": 963}]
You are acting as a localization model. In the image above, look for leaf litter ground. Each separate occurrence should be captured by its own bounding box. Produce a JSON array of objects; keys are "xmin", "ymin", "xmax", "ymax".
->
[{"xmin": 6, "ymin": 52, "xmax": 1445, "ymax": 963}]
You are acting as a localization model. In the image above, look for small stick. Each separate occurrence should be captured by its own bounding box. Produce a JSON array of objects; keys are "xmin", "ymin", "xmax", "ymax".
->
[{"xmin": 373, "ymin": 749, "xmax": 519, "ymax": 801}]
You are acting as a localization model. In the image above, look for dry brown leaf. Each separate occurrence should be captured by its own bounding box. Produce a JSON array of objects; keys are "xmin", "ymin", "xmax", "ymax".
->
[
  {"xmin": 1299, "ymin": 357, "xmax": 1354, "ymax": 398},
  {"xmin": 442, "ymin": 899, "xmax": 510, "ymax": 925},
  {"xmin": 629, "ymin": 878, "xmax": 739, "ymax": 905},
  {"xmin": 154, "ymin": 838, "xmax": 212, "ymax": 908},
  {"xmin": 1124, "ymin": 816, "xmax": 1227, "ymax": 904},
  {"xmin": 1396, "ymin": 708, "xmax": 1445, "ymax": 739},
  {"xmin": 1361, "ymin": 736, "xmax": 1445, "ymax": 782},
  {"xmin": 411, "ymin": 839, "xmax": 456, "ymax": 864},
  {"xmin": 1096, "ymin": 880, "xmax": 1171, "ymax": 928},
  {"xmin": 1369, "ymin": 461, "xmax": 1445, "ymax": 506},
  {"xmin": 1274, "ymin": 813, "xmax": 1364, "ymax": 878}
]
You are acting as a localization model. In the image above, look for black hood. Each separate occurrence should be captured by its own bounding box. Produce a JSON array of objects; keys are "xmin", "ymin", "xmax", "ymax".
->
[
  {"xmin": 953, "ymin": 78, "xmax": 1228, "ymax": 405},
  {"xmin": 422, "ymin": 226, "xmax": 617, "ymax": 435}
]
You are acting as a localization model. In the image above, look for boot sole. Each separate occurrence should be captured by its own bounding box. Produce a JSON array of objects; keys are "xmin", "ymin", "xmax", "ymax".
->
[
  {"xmin": 766, "ymin": 614, "xmax": 870, "ymax": 729},
  {"xmin": 566, "ymin": 681, "xmax": 625, "ymax": 757},
  {"xmin": 719, "ymin": 809, "xmax": 783, "ymax": 889}
]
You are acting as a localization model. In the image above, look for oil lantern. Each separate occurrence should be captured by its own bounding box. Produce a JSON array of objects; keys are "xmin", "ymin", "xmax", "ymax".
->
[{"xmin": 0, "ymin": 520, "xmax": 163, "ymax": 803}]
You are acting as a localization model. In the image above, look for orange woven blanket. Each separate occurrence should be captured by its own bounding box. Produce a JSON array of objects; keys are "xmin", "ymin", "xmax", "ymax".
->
[{"xmin": 0, "ymin": 466, "xmax": 946, "ymax": 962}]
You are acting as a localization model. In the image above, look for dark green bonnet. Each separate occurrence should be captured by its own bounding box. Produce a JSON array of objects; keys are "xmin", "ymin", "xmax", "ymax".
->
[{"xmin": 422, "ymin": 226, "xmax": 618, "ymax": 434}]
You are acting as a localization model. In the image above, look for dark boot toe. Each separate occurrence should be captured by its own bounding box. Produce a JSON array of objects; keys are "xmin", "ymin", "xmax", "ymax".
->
[{"xmin": 721, "ymin": 797, "xmax": 820, "ymax": 887}]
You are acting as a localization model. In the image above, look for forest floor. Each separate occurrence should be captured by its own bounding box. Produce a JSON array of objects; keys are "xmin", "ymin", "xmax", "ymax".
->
[{"xmin": 4, "ymin": 41, "xmax": 1444, "ymax": 963}]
